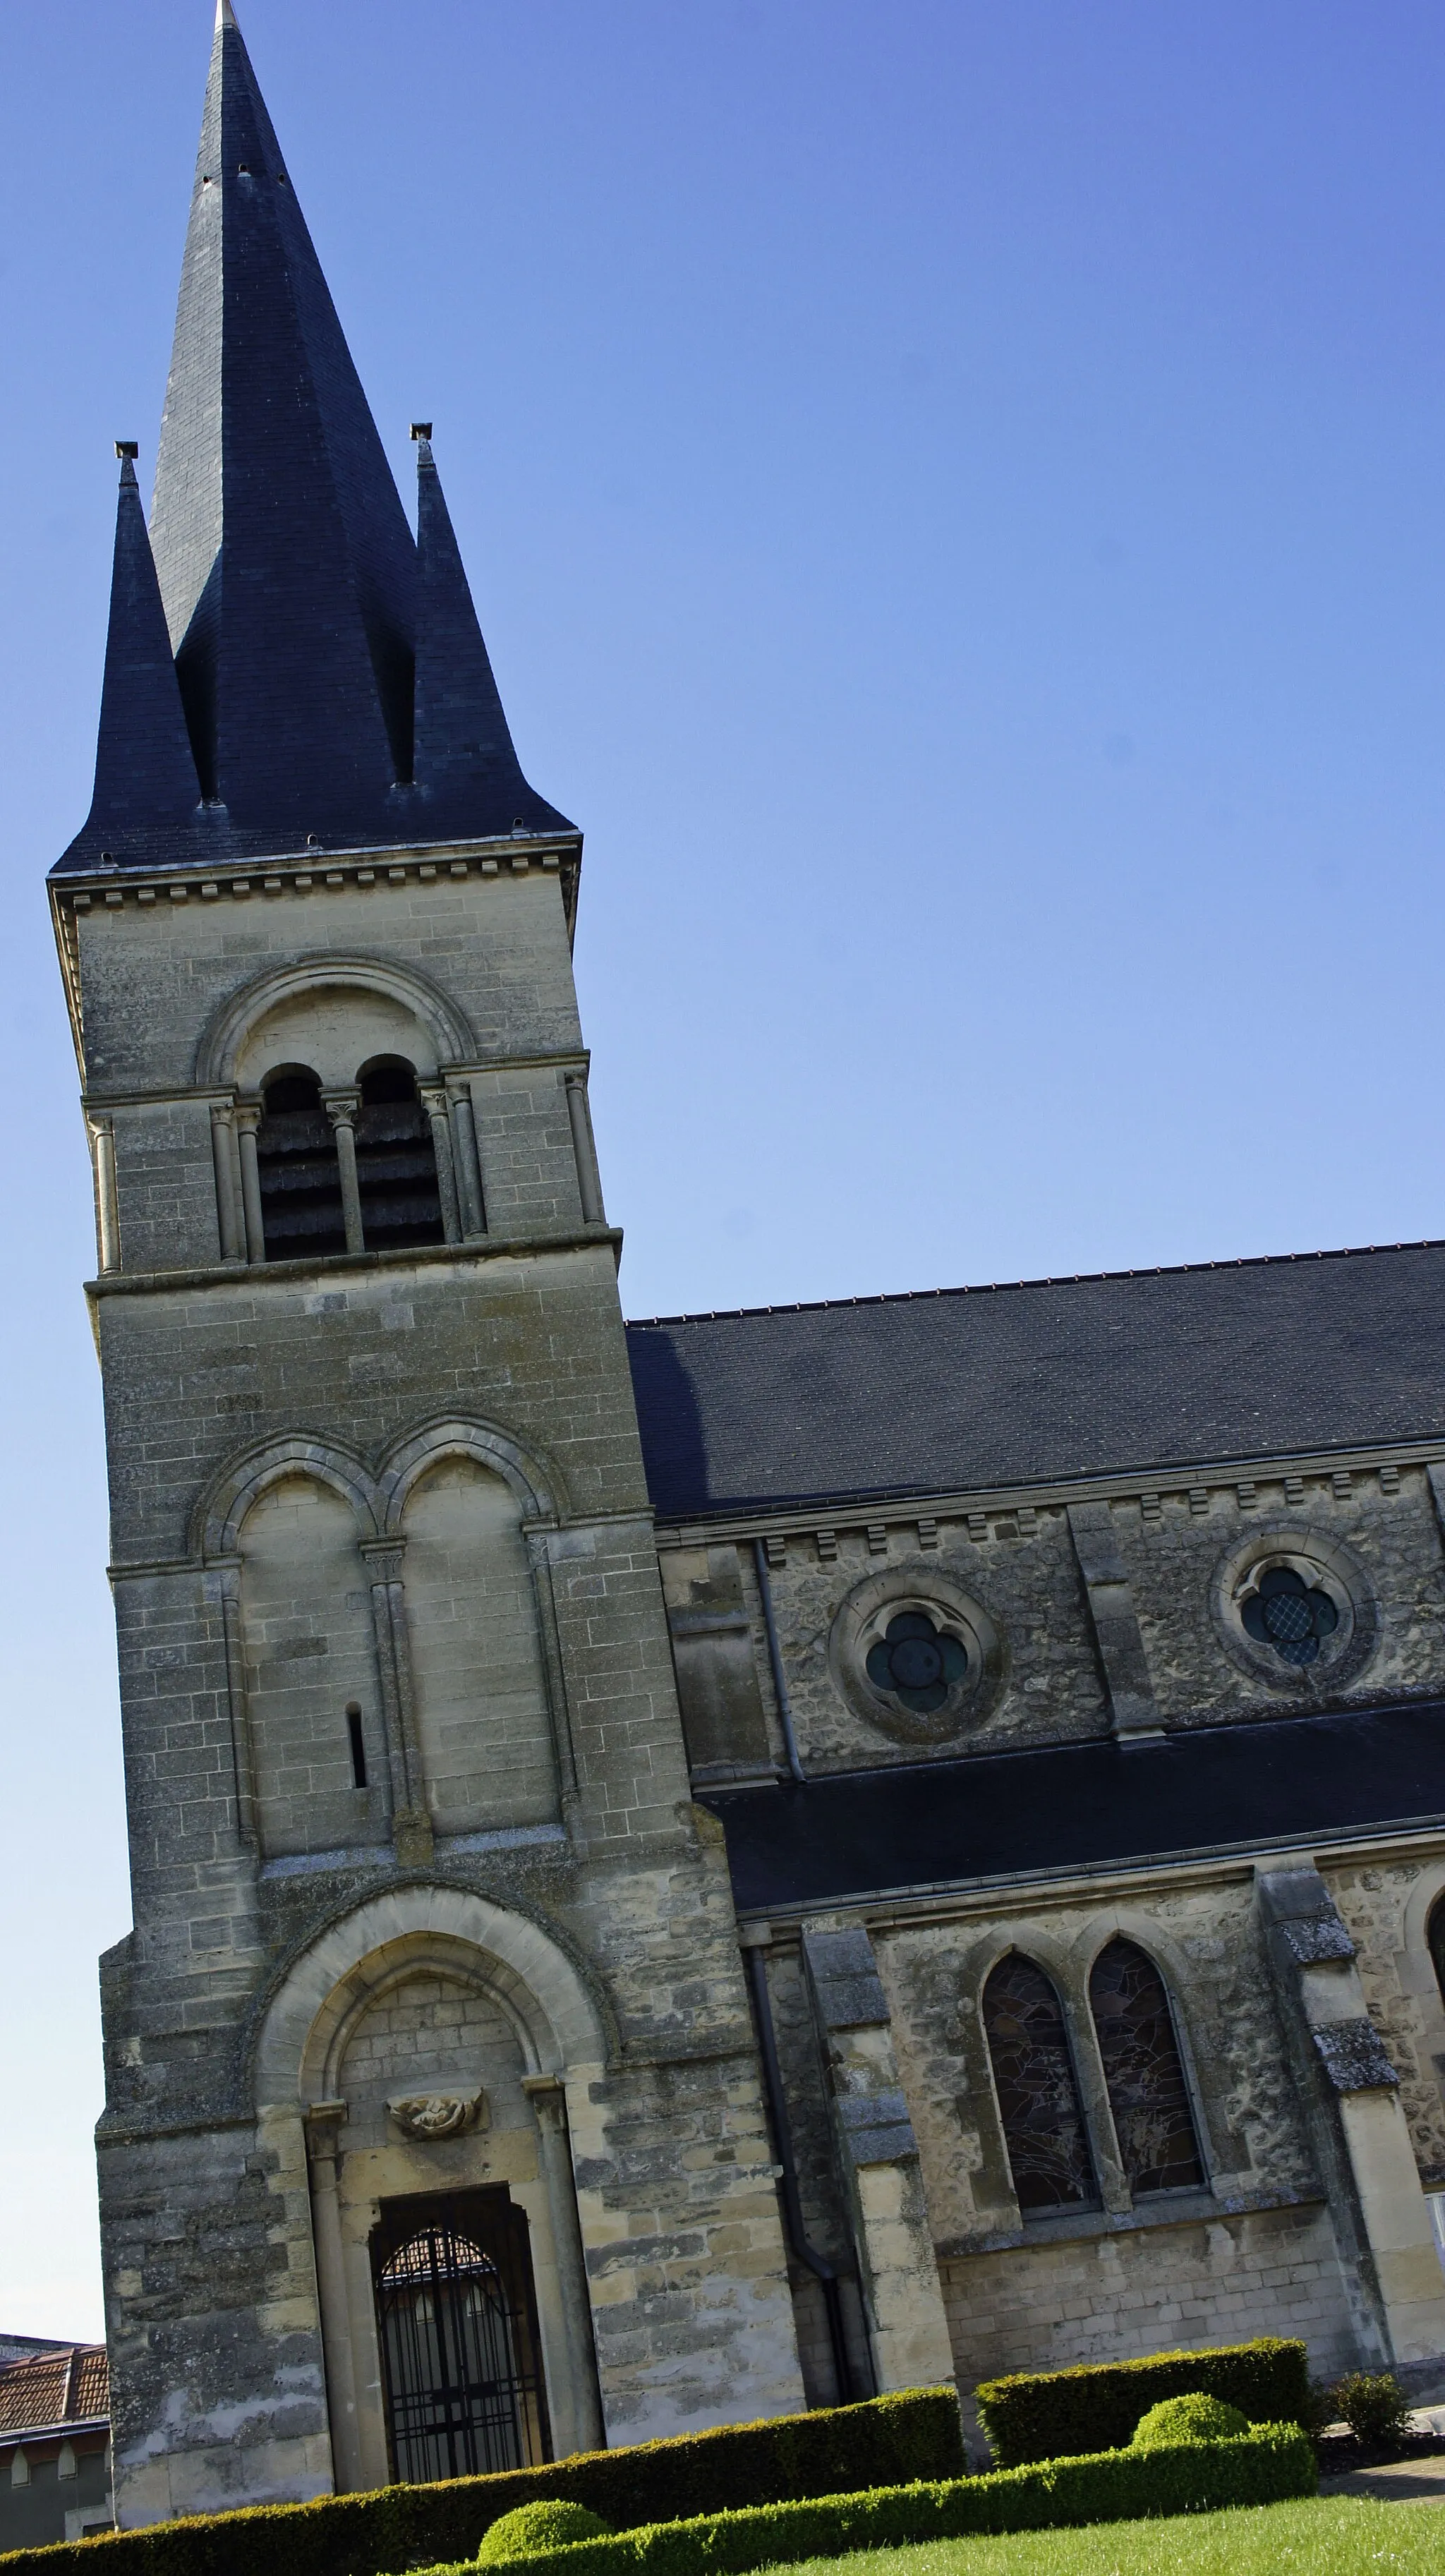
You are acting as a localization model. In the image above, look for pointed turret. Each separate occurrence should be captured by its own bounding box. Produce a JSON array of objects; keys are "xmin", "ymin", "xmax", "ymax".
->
[
  {"xmin": 71, "ymin": 447, "xmax": 202, "ymax": 865},
  {"xmin": 56, "ymin": 1, "xmax": 572, "ymax": 877},
  {"xmin": 412, "ymin": 430, "xmax": 573, "ymax": 838}
]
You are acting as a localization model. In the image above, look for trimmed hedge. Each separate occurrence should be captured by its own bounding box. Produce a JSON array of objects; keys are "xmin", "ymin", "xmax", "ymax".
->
[
  {"xmin": 0, "ymin": 2390, "xmax": 961, "ymax": 2576},
  {"xmin": 421, "ymin": 2426, "xmax": 1317, "ymax": 2576},
  {"xmin": 975, "ymin": 2336, "xmax": 1311, "ymax": 2467}
]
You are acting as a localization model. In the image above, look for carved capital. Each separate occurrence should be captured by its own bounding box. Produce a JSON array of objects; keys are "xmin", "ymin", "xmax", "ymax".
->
[
  {"xmin": 360, "ymin": 1539, "xmax": 406, "ymax": 1583},
  {"xmin": 521, "ymin": 2072, "xmax": 569, "ymax": 2132},
  {"xmin": 304, "ymin": 2098, "xmax": 349, "ymax": 2163},
  {"xmin": 322, "ymin": 1087, "xmax": 360, "ymax": 1131}
]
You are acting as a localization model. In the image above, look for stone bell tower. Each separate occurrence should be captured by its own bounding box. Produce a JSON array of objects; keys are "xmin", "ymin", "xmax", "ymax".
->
[{"xmin": 52, "ymin": 0, "xmax": 804, "ymax": 2528}]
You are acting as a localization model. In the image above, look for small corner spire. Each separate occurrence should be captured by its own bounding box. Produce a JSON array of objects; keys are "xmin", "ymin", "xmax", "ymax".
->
[
  {"xmin": 412, "ymin": 434, "xmax": 573, "ymax": 837},
  {"xmin": 74, "ymin": 453, "xmax": 202, "ymax": 860}
]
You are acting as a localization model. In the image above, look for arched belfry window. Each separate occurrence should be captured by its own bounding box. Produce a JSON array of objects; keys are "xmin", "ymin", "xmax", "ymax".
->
[
  {"xmin": 981, "ymin": 1954, "xmax": 1096, "ymax": 2212},
  {"xmin": 356, "ymin": 1060, "xmax": 445, "ymax": 1252},
  {"xmin": 1089, "ymin": 1939, "xmax": 1204, "ymax": 2196},
  {"xmin": 255, "ymin": 1067, "xmax": 345, "ymax": 1259},
  {"xmin": 371, "ymin": 2191, "xmax": 550, "ymax": 2483}
]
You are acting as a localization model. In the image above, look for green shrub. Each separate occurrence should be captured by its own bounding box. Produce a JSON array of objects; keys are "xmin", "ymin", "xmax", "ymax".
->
[
  {"xmin": 419, "ymin": 2426, "xmax": 1316, "ymax": 2576},
  {"xmin": 0, "ymin": 2388, "xmax": 961, "ymax": 2576},
  {"xmin": 1331, "ymin": 2372, "xmax": 1413, "ymax": 2448},
  {"xmin": 975, "ymin": 2336, "xmax": 1310, "ymax": 2466},
  {"xmin": 1130, "ymin": 2397, "xmax": 1249, "ymax": 2448},
  {"xmin": 476, "ymin": 2505, "xmax": 612, "ymax": 2561}
]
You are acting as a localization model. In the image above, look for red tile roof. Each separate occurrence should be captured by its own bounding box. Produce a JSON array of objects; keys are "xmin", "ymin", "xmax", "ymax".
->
[{"xmin": 0, "ymin": 2348, "xmax": 108, "ymax": 2441}]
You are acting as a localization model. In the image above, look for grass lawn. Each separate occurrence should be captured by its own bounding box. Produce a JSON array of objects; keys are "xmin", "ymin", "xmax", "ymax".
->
[{"xmin": 754, "ymin": 2496, "xmax": 1445, "ymax": 2576}]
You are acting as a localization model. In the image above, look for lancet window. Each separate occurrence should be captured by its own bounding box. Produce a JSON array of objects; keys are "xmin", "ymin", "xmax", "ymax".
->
[
  {"xmin": 1088, "ymin": 1939, "xmax": 1204, "ymax": 2195},
  {"xmin": 982, "ymin": 1953, "xmax": 1096, "ymax": 2211}
]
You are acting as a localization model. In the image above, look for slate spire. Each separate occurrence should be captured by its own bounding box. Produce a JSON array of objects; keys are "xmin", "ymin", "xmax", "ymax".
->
[
  {"xmin": 56, "ymin": 1, "xmax": 573, "ymax": 875},
  {"xmin": 145, "ymin": 0, "xmax": 416, "ymax": 839},
  {"xmin": 412, "ymin": 431, "xmax": 571, "ymax": 837},
  {"xmin": 80, "ymin": 448, "xmax": 203, "ymax": 854}
]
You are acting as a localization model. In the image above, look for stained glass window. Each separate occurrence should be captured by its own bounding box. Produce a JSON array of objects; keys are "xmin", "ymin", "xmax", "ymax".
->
[
  {"xmin": 865, "ymin": 1611, "xmax": 969, "ymax": 1716},
  {"xmin": 982, "ymin": 1954, "xmax": 1095, "ymax": 2211},
  {"xmin": 1428, "ymin": 1899, "xmax": 1445, "ymax": 2014},
  {"xmin": 1089, "ymin": 1939, "xmax": 1203, "ymax": 2195},
  {"xmin": 1240, "ymin": 1564, "xmax": 1338, "ymax": 1667}
]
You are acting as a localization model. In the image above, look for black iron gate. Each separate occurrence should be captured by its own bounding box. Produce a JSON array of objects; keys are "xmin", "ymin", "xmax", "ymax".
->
[{"xmin": 370, "ymin": 2191, "xmax": 552, "ymax": 2484}]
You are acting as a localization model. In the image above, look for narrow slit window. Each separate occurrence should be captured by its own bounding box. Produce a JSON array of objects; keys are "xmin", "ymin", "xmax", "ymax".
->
[
  {"xmin": 355, "ymin": 1060, "xmax": 444, "ymax": 1252},
  {"xmin": 1089, "ymin": 1938, "xmax": 1203, "ymax": 2195},
  {"xmin": 346, "ymin": 1703, "xmax": 368, "ymax": 1789},
  {"xmin": 255, "ymin": 1066, "xmax": 345, "ymax": 1259},
  {"xmin": 981, "ymin": 1953, "xmax": 1096, "ymax": 2212}
]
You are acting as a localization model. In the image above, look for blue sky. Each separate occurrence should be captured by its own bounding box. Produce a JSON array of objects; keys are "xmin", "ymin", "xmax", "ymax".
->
[{"xmin": 3, "ymin": 0, "xmax": 1445, "ymax": 2335}]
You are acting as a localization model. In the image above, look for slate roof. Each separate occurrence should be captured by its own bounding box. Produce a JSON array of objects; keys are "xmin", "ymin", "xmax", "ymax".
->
[
  {"xmin": 0, "ymin": 2350, "xmax": 109, "ymax": 2443},
  {"xmin": 56, "ymin": 1, "xmax": 570, "ymax": 877},
  {"xmin": 698, "ymin": 1699, "xmax": 1445, "ymax": 1914},
  {"xmin": 626, "ymin": 1240, "xmax": 1445, "ymax": 1519}
]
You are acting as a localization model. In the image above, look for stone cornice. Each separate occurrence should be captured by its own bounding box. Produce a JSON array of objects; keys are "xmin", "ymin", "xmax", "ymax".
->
[
  {"xmin": 655, "ymin": 1441, "xmax": 1441, "ymax": 1551},
  {"xmin": 83, "ymin": 1223, "xmax": 623, "ymax": 1301}
]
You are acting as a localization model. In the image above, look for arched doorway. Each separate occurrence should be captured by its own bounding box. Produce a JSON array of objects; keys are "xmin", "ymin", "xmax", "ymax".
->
[{"xmin": 373, "ymin": 2191, "xmax": 550, "ymax": 2480}]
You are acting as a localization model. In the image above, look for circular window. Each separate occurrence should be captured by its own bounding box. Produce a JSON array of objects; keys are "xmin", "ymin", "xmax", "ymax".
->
[
  {"xmin": 866, "ymin": 1610, "xmax": 972, "ymax": 1715},
  {"xmin": 1210, "ymin": 1527, "xmax": 1375, "ymax": 1695},
  {"xmin": 1239, "ymin": 1564, "xmax": 1338, "ymax": 1668},
  {"xmin": 831, "ymin": 1566, "xmax": 1006, "ymax": 1747}
]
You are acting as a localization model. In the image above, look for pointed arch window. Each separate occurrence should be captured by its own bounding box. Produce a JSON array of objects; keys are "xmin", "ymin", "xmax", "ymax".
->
[
  {"xmin": 982, "ymin": 1954, "xmax": 1095, "ymax": 2211},
  {"xmin": 255, "ymin": 1066, "xmax": 345, "ymax": 1258},
  {"xmin": 1089, "ymin": 1939, "xmax": 1203, "ymax": 2196},
  {"xmin": 356, "ymin": 1059, "xmax": 445, "ymax": 1252},
  {"xmin": 1428, "ymin": 1896, "xmax": 1445, "ymax": 2015}
]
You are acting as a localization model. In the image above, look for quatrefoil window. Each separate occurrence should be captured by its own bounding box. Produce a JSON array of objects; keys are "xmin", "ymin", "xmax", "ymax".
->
[
  {"xmin": 865, "ymin": 1611, "xmax": 970, "ymax": 1715},
  {"xmin": 1240, "ymin": 1564, "xmax": 1338, "ymax": 1668}
]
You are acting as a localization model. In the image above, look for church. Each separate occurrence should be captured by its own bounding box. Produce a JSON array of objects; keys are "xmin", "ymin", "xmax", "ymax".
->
[{"xmin": 52, "ymin": 0, "xmax": 1445, "ymax": 2533}]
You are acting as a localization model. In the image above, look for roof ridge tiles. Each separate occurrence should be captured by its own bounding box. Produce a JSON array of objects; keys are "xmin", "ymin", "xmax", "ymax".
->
[{"xmin": 624, "ymin": 1236, "xmax": 1444, "ymax": 1329}]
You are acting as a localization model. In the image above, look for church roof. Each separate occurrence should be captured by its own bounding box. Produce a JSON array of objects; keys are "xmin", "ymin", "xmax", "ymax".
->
[
  {"xmin": 698, "ymin": 1697, "xmax": 1445, "ymax": 1913},
  {"xmin": 626, "ymin": 1239, "xmax": 1445, "ymax": 1519},
  {"xmin": 56, "ymin": 0, "xmax": 571, "ymax": 878}
]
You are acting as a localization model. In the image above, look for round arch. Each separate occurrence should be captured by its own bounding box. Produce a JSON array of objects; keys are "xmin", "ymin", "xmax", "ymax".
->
[
  {"xmin": 252, "ymin": 1883, "xmax": 611, "ymax": 2109},
  {"xmin": 377, "ymin": 1416, "xmax": 565, "ymax": 1530},
  {"xmin": 195, "ymin": 953, "xmax": 476, "ymax": 1090},
  {"xmin": 193, "ymin": 1434, "xmax": 382, "ymax": 1559}
]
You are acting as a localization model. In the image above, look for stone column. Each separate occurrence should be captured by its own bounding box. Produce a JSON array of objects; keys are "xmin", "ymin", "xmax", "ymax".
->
[
  {"xmin": 323, "ymin": 1089, "xmax": 365, "ymax": 1254},
  {"xmin": 522, "ymin": 2076, "xmax": 605, "ymax": 2455},
  {"xmin": 1066, "ymin": 1501, "xmax": 1162, "ymax": 1740},
  {"xmin": 564, "ymin": 1071, "xmax": 605, "ymax": 1226},
  {"xmin": 418, "ymin": 1083, "xmax": 462, "ymax": 1244},
  {"xmin": 234, "ymin": 1103, "xmax": 266, "ymax": 1263},
  {"xmin": 304, "ymin": 2102, "xmax": 361, "ymax": 2491},
  {"xmin": 210, "ymin": 1103, "xmax": 246, "ymax": 1264},
  {"xmin": 1257, "ymin": 1866, "xmax": 1445, "ymax": 2371},
  {"xmin": 213, "ymin": 1556, "xmax": 257, "ymax": 1852},
  {"xmin": 802, "ymin": 1926, "xmax": 955, "ymax": 2393},
  {"xmin": 447, "ymin": 1083, "xmax": 486, "ymax": 1238},
  {"xmin": 359, "ymin": 1539, "xmax": 431, "ymax": 1862},
  {"xmin": 90, "ymin": 1116, "xmax": 120, "ymax": 1273}
]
